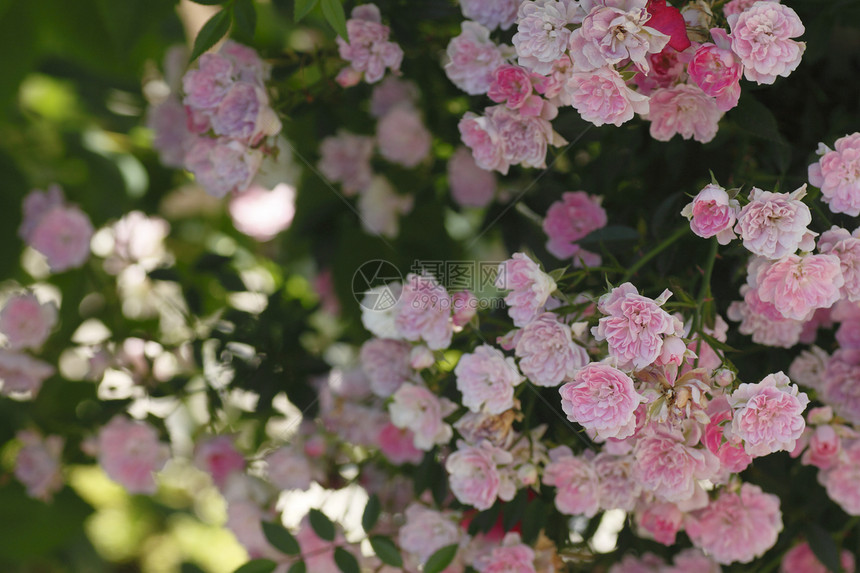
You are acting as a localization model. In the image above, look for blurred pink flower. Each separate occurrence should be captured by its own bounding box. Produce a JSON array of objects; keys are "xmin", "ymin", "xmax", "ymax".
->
[
  {"xmin": 15, "ymin": 431, "xmax": 64, "ymax": 501},
  {"xmin": 543, "ymin": 191, "xmax": 607, "ymax": 265},
  {"xmin": 809, "ymin": 133, "xmax": 860, "ymax": 216},
  {"xmin": 445, "ymin": 21, "xmax": 508, "ymax": 96},
  {"xmin": 0, "ymin": 292, "xmax": 57, "ymax": 350},
  {"xmin": 97, "ymin": 415, "xmax": 169, "ymax": 494},
  {"xmin": 228, "ymin": 183, "xmax": 296, "ymax": 241}
]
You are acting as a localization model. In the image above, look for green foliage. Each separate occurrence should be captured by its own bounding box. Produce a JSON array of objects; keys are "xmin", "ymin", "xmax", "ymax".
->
[
  {"xmin": 261, "ymin": 521, "xmax": 301, "ymax": 555},
  {"xmin": 308, "ymin": 509, "xmax": 335, "ymax": 542},
  {"xmin": 233, "ymin": 560, "xmax": 278, "ymax": 573},
  {"xmin": 369, "ymin": 535, "xmax": 402, "ymax": 567},
  {"xmin": 361, "ymin": 494, "xmax": 381, "ymax": 532},
  {"xmin": 423, "ymin": 544, "xmax": 458, "ymax": 573},
  {"xmin": 190, "ymin": 8, "xmax": 232, "ymax": 61}
]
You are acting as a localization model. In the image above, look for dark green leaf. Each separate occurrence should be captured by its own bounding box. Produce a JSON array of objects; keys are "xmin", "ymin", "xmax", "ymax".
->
[
  {"xmin": 233, "ymin": 559, "xmax": 277, "ymax": 573},
  {"xmin": 807, "ymin": 524, "xmax": 842, "ymax": 573},
  {"xmin": 294, "ymin": 0, "xmax": 319, "ymax": 21},
  {"xmin": 467, "ymin": 502, "xmax": 501, "ymax": 536},
  {"xmin": 361, "ymin": 494, "xmax": 381, "ymax": 532},
  {"xmin": 233, "ymin": 0, "xmax": 256, "ymax": 40},
  {"xmin": 189, "ymin": 0, "xmax": 229, "ymax": 4},
  {"xmin": 181, "ymin": 564, "xmax": 207, "ymax": 573},
  {"xmin": 697, "ymin": 331, "xmax": 738, "ymax": 353},
  {"xmin": 287, "ymin": 562, "xmax": 306, "ymax": 573},
  {"xmin": 424, "ymin": 544, "xmax": 458, "ymax": 573},
  {"xmin": 578, "ymin": 225, "xmax": 641, "ymax": 248},
  {"xmin": 503, "ymin": 489, "xmax": 528, "ymax": 532},
  {"xmin": 732, "ymin": 94, "xmax": 788, "ymax": 146},
  {"xmin": 308, "ymin": 509, "xmax": 335, "ymax": 542},
  {"xmin": 333, "ymin": 547, "xmax": 359, "ymax": 573},
  {"xmin": 261, "ymin": 521, "xmax": 300, "ymax": 555},
  {"xmin": 370, "ymin": 536, "xmax": 403, "ymax": 568},
  {"xmin": 521, "ymin": 498, "xmax": 547, "ymax": 545},
  {"xmin": 190, "ymin": 8, "xmax": 232, "ymax": 62},
  {"xmin": 320, "ymin": 0, "xmax": 347, "ymax": 38}
]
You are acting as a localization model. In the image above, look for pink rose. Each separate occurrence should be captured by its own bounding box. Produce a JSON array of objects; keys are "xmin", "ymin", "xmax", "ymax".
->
[
  {"xmin": 370, "ymin": 76, "xmax": 418, "ymax": 118},
  {"xmin": 633, "ymin": 427, "xmax": 718, "ymax": 502},
  {"xmin": 357, "ymin": 175, "xmax": 414, "ymax": 238},
  {"xmin": 26, "ymin": 202, "xmax": 94, "ymax": 272},
  {"xmin": 488, "ymin": 64, "xmax": 544, "ymax": 116},
  {"xmin": 648, "ymin": 84, "xmax": 723, "ymax": 143},
  {"xmin": 559, "ymin": 363, "xmax": 645, "ymax": 440},
  {"xmin": 594, "ymin": 453, "xmax": 640, "ymax": 511},
  {"xmin": 444, "ymin": 21, "xmax": 508, "ymax": 96},
  {"xmin": 395, "ymin": 274, "xmax": 454, "ymax": 350},
  {"xmin": 455, "ymin": 344, "xmax": 524, "ymax": 414},
  {"xmin": 448, "ymin": 146, "xmax": 496, "ymax": 208},
  {"xmin": 819, "ymin": 441, "xmax": 860, "ymax": 515},
  {"xmin": 516, "ymin": 313, "xmax": 588, "ymax": 386},
  {"xmin": 734, "ymin": 185, "xmax": 815, "ymax": 259},
  {"xmin": 542, "ymin": 446, "xmax": 600, "ymax": 517},
  {"xmin": 360, "ymin": 337, "xmax": 414, "ymax": 397},
  {"xmin": 229, "ymin": 183, "xmax": 296, "ymax": 241},
  {"xmin": 184, "ymin": 136, "xmax": 262, "ymax": 198},
  {"xmin": 727, "ymin": 292, "xmax": 803, "ymax": 348},
  {"xmin": 398, "ymin": 503, "xmax": 462, "ymax": 564},
  {"xmin": 818, "ymin": 225, "xmax": 860, "ymax": 301},
  {"xmin": 14, "ymin": 431, "xmax": 64, "ymax": 501},
  {"xmin": 566, "ymin": 66, "xmax": 650, "ymax": 127},
  {"xmin": 822, "ymin": 349, "xmax": 860, "ymax": 424},
  {"xmin": 0, "ymin": 350, "xmax": 55, "ymax": 398},
  {"xmin": 193, "ymin": 435, "xmax": 246, "ymax": 490},
  {"xmin": 543, "ymin": 191, "xmax": 607, "ymax": 265},
  {"xmin": 378, "ymin": 422, "xmax": 424, "ymax": 465},
  {"xmin": 665, "ymin": 549, "xmax": 721, "ymax": 573},
  {"xmin": 755, "ymin": 254, "xmax": 843, "ymax": 320},
  {"xmin": 317, "ymin": 131, "xmax": 374, "ymax": 196},
  {"xmin": 0, "ymin": 292, "xmax": 57, "ymax": 350},
  {"xmin": 637, "ymin": 501, "xmax": 683, "ymax": 545},
  {"xmin": 728, "ymin": 371, "xmax": 809, "ymax": 457},
  {"xmin": 730, "ymin": 1, "xmax": 805, "ymax": 85},
  {"xmin": 781, "ymin": 541, "xmax": 856, "ymax": 573},
  {"xmin": 389, "ymin": 383, "xmax": 456, "ymax": 450},
  {"xmin": 482, "ymin": 534, "xmax": 537, "ymax": 573},
  {"xmin": 458, "ymin": 0, "xmax": 520, "ymax": 31},
  {"xmin": 445, "ymin": 440, "xmax": 512, "ymax": 510},
  {"xmin": 147, "ymin": 96, "xmax": 191, "ymax": 168},
  {"xmin": 496, "ymin": 253, "xmax": 557, "ymax": 327},
  {"xmin": 801, "ymin": 424, "xmax": 840, "ymax": 470},
  {"xmin": 809, "ymin": 133, "xmax": 860, "ymax": 216},
  {"xmin": 377, "ymin": 106, "xmax": 432, "ymax": 168},
  {"xmin": 513, "ymin": 0, "xmax": 583, "ymax": 74},
  {"xmin": 687, "ymin": 30, "xmax": 743, "ymax": 111},
  {"xmin": 265, "ymin": 446, "xmax": 316, "ymax": 491},
  {"xmin": 703, "ymin": 396, "xmax": 753, "ymax": 473},
  {"xmin": 336, "ymin": 4, "xmax": 403, "ymax": 84},
  {"xmin": 97, "ymin": 416, "xmax": 170, "ymax": 494},
  {"xmin": 680, "ymin": 183, "xmax": 740, "ymax": 244}
]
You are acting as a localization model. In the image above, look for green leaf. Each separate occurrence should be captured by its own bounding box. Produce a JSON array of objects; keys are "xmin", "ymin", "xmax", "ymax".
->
[
  {"xmin": 261, "ymin": 521, "xmax": 300, "ymax": 555},
  {"xmin": 233, "ymin": 559, "xmax": 278, "ymax": 573},
  {"xmin": 467, "ymin": 502, "xmax": 501, "ymax": 535},
  {"xmin": 190, "ymin": 8, "xmax": 232, "ymax": 62},
  {"xmin": 287, "ymin": 562, "xmax": 306, "ymax": 573},
  {"xmin": 308, "ymin": 509, "xmax": 335, "ymax": 542},
  {"xmin": 361, "ymin": 494, "xmax": 381, "ymax": 532},
  {"xmin": 521, "ymin": 498, "xmax": 547, "ymax": 545},
  {"xmin": 423, "ymin": 544, "xmax": 458, "ymax": 573},
  {"xmin": 233, "ymin": 0, "xmax": 256, "ymax": 41},
  {"xmin": 189, "ymin": 0, "xmax": 229, "ymax": 4},
  {"xmin": 181, "ymin": 564, "xmax": 207, "ymax": 573},
  {"xmin": 502, "ymin": 489, "xmax": 528, "ymax": 532},
  {"xmin": 294, "ymin": 0, "xmax": 319, "ymax": 21},
  {"xmin": 370, "ymin": 536, "xmax": 403, "ymax": 567},
  {"xmin": 697, "ymin": 331, "xmax": 738, "ymax": 353},
  {"xmin": 807, "ymin": 524, "xmax": 842, "ymax": 573},
  {"xmin": 333, "ymin": 547, "xmax": 359, "ymax": 573},
  {"xmin": 320, "ymin": 0, "xmax": 347, "ymax": 38}
]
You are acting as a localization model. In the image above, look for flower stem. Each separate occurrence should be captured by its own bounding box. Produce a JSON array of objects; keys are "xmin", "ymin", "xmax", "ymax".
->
[{"xmin": 621, "ymin": 224, "xmax": 688, "ymax": 283}]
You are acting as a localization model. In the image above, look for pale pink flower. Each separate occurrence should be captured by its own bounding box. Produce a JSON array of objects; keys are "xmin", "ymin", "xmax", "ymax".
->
[
  {"xmin": 19, "ymin": 185, "xmax": 64, "ymax": 242},
  {"xmin": 265, "ymin": 446, "xmax": 316, "ymax": 491},
  {"xmin": 566, "ymin": 66, "xmax": 650, "ymax": 127},
  {"xmin": 681, "ymin": 183, "xmax": 740, "ymax": 244},
  {"xmin": 0, "ymin": 292, "xmax": 57, "ymax": 350},
  {"xmin": 444, "ymin": 21, "xmax": 509, "ymax": 96},
  {"xmin": 609, "ymin": 553, "xmax": 664, "ymax": 573},
  {"xmin": 336, "ymin": 4, "xmax": 403, "ymax": 84},
  {"xmin": 781, "ymin": 541, "xmax": 856, "ymax": 573},
  {"xmin": 481, "ymin": 534, "xmax": 536, "ymax": 573},
  {"xmin": 568, "ymin": 0, "xmax": 670, "ymax": 73},
  {"xmin": 513, "ymin": 0, "xmax": 584, "ymax": 74},
  {"xmin": 357, "ymin": 176, "xmax": 414, "ymax": 238},
  {"xmin": 97, "ymin": 415, "xmax": 170, "ymax": 494},
  {"xmin": 229, "ymin": 183, "xmax": 296, "ymax": 241},
  {"xmin": 723, "ymin": 0, "xmax": 779, "ymax": 19},
  {"xmin": 225, "ymin": 501, "xmax": 280, "ymax": 561},
  {"xmin": 184, "ymin": 136, "xmax": 262, "ymax": 197},
  {"xmin": 818, "ymin": 226, "xmax": 860, "ymax": 301},
  {"xmin": 360, "ymin": 338, "xmax": 413, "ymax": 397},
  {"xmin": 105, "ymin": 211, "xmax": 170, "ymax": 273},
  {"xmin": 633, "ymin": 427, "xmax": 718, "ymax": 503},
  {"xmin": 802, "ymin": 424, "xmax": 841, "ymax": 470},
  {"xmin": 389, "ymin": 382, "xmax": 456, "ymax": 450},
  {"xmin": 542, "ymin": 446, "xmax": 600, "ymax": 516},
  {"xmin": 594, "ymin": 453, "xmax": 640, "ymax": 511},
  {"xmin": 543, "ymin": 191, "xmax": 607, "ymax": 265},
  {"xmin": 147, "ymin": 96, "xmax": 191, "ymax": 168},
  {"xmin": 378, "ymin": 422, "xmax": 424, "ymax": 465},
  {"xmin": 593, "ymin": 282, "xmax": 682, "ymax": 370},
  {"xmin": 182, "ymin": 52, "xmax": 234, "ymax": 112},
  {"xmin": 755, "ymin": 254, "xmax": 843, "ymax": 320},
  {"xmin": 489, "ymin": 104, "xmax": 558, "ymax": 170},
  {"xmin": 24, "ymin": 198, "xmax": 94, "ymax": 272},
  {"xmin": 836, "ymin": 319, "xmax": 860, "ymax": 349},
  {"xmin": 496, "ymin": 253, "xmax": 557, "ymax": 327},
  {"xmin": 728, "ymin": 371, "xmax": 809, "ymax": 457},
  {"xmin": 637, "ymin": 501, "xmax": 684, "ymax": 545},
  {"xmin": 398, "ymin": 503, "xmax": 462, "ymax": 564},
  {"xmin": 488, "ymin": 64, "xmax": 543, "ymax": 116},
  {"xmin": 448, "ymin": 146, "xmax": 496, "ymax": 208},
  {"xmin": 377, "ymin": 105, "xmax": 432, "ymax": 168},
  {"xmin": 445, "ymin": 440, "xmax": 512, "ymax": 510},
  {"xmin": 726, "ymin": 295, "xmax": 803, "ymax": 348},
  {"xmin": 820, "ymin": 441, "xmax": 860, "ymax": 515},
  {"xmin": 317, "ymin": 131, "xmax": 374, "ymax": 195},
  {"xmin": 515, "ymin": 313, "xmax": 588, "ymax": 386},
  {"xmin": 459, "ymin": 0, "xmax": 520, "ymax": 30},
  {"xmin": 534, "ymin": 55, "xmax": 576, "ymax": 101},
  {"xmin": 634, "ymin": 48, "xmax": 691, "ymax": 96},
  {"xmin": 666, "ymin": 548, "xmax": 721, "ymax": 573},
  {"xmin": 687, "ymin": 30, "xmax": 743, "ymax": 111},
  {"xmin": 459, "ymin": 111, "xmax": 507, "ymax": 173},
  {"xmin": 734, "ymin": 185, "xmax": 815, "ymax": 259},
  {"xmin": 822, "ymin": 349, "xmax": 860, "ymax": 424},
  {"xmin": 14, "ymin": 431, "xmax": 64, "ymax": 501},
  {"xmin": 703, "ymin": 395, "xmax": 752, "ymax": 473},
  {"xmin": 686, "ymin": 483, "xmax": 783, "ymax": 564},
  {"xmin": 455, "ymin": 344, "xmax": 523, "ymax": 414},
  {"xmin": 210, "ymin": 82, "xmax": 280, "ymax": 144},
  {"xmin": 729, "ymin": 1, "xmax": 805, "ymax": 85},
  {"xmin": 194, "ymin": 435, "xmax": 246, "ymax": 490},
  {"xmin": 395, "ymin": 274, "xmax": 454, "ymax": 350},
  {"xmin": 560, "ymin": 363, "xmax": 644, "ymax": 440},
  {"xmin": 809, "ymin": 133, "xmax": 860, "ymax": 216},
  {"xmin": 788, "ymin": 346, "xmax": 828, "ymax": 392},
  {"xmin": 0, "ymin": 350, "xmax": 55, "ymax": 397},
  {"xmin": 648, "ymin": 83, "xmax": 723, "ymax": 143},
  {"xmin": 369, "ymin": 76, "xmax": 418, "ymax": 118}
]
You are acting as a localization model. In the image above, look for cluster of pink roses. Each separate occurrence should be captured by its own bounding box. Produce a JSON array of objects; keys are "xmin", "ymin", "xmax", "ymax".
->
[
  {"xmin": 148, "ymin": 41, "xmax": 282, "ymax": 198},
  {"xmin": 335, "ymin": 4, "xmax": 404, "ymax": 87},
  {"xmin": 447, "ymin": 0, "xmax": 806, "ymax": 167}
]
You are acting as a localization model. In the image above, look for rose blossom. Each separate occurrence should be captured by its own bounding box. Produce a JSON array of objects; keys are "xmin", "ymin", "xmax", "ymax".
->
[
  {"xmin": 513, "ymin": 0, "xmax": 583, "ymax": 75},
  {"xmin": 360, "ymin": 337, "xmax": 413, "ymax": 397},
  {"xmin": 395, "ymin": 274, "xmax": 454, "ymax": 350},
  {"xmin": 818, "ymin": 226, "xmax": 860, "ymax": 301},
  {"xmin": 648, "ymin": 83, "xmax": 723, "ymax": 143},
  {"xmin": 703, "ymin": 395, "xmax": 753, "ymax": 473},
  {"xmin": 637, "ymin": 501, "xmax": 684, "ymax": 545},
  {"xmin": 147, "ymin": 97, "xmax": 191, "ymax": 168},
  {"xmin": 822, "ymin": 349, "xmax": 860, "ymax": 424},
  {"xmin": 0, "ymin": 349, "xmax": 55, "ymax": 397},
  {"xmin": 635, "ymin": 47, "xmax": 690, "ymax": 95},
  {"xmin": 0, "ymin": 292, "xmax": 57, "ymax": 350},
  {"xmin": 681, "ymin": 183, "xmax": 740, "ymax": 244},
  {"xmin": 229, "ymin": 183, "xmax": 296, "ymax": 241},
  {"xmin": 819, "ymin": 441, "xmax": 860, "ymax": 515},
  {"xmin": 802, "ymin": 424, "xmax": 841, "ymax": 470},
  {"xmin": 445, "ymin": 440, "xmax": 512, "ymax": 510},
  {"xmin": 14, "ymin": 431, "xmax": 64, "ymax": 501},
  {"xmin": 542, "ymin": 446, "xmax": 600, "ymax": 517},
  {"xmin": 488, "ymin": 64, "xmax": 543, "ymax": 116},
  {"xmin": 728, "ymin": 371, "xmax": 809, "ymax": 457},
  {"xmin": 592, "ymin": 282, "xmax": 682, "ymax": 370},
  {"xmin": 755, "ymin": 254, "xmax": 843, "ymax": 320},
  {"xmin": 455, "ymin": 344, "xmax": 524, "ymax": 414},
  {"xmin": 448, "ymin": 146, "xmax": 496, "ymax": 208},
  {"xmin": 444, "ymin": 21, "xmax": 509, "ymax": 96},
  {"xmin": 317, "ymin": 131, "xmax": 374, "ymax": 195},
  {"xmin": 336, "ymin": 4, "xmax": 403, "ymax": 84},
  {"xmin": 688, "ymin": 29, "xmax": 743, "ymax": 111},
  {"xmin": 734, "ymin": 185, "xmax": 815, "ymax": 259},
  {"xmin": 566, "ymin": 66, "xmax": 650, "ymax": 127},
  {"xmin": 265, "ymin": 446, "xmax": 316, "ymax": 491},
  {"xmin": 515, "ymin": 313, "xmax": 588, "ymax": 386},
  {"xmin": 97, "ymin": 415, "xmax": 170, "ymax": 494},
  {"xmin": 788, "ymin": 346, "xmax": 828, "ymax": 391},
  {"xmin": 495, "ymin": 253, "xmax": 557, "ymax": 327},
  {"xmin": 609, "ymin": 553, "xmax": 664, "ymax": 573},
  {"xmin": 184, "ymin": 137, "xmax": 262, "ymax": 198},
  {"xmin": 723, "ymin": 0, "xmax": 779, "ymax": 19},
  {"xmin": 594, "ymin": 453, "xmax": 640, "ymax": 511},
  {"xmin": 727, "ymin": 294, "xmax": 803, "ymax": 348},
  {"xmin": 686, "ymin": 483, "xmax": 783, "ymax": 564},
  {"xmin": 809, "ymin": 133, "xmax": 860, "ymax": 216},
  {"xmin": 376, "ymin": 105, "xmax": 432, "ymax": 168},
  {"xmin": 369, "ymin": 76, "xmax": 418, "ymax": 118},
  {"xmin": 25, "ymin": 203, "xmax": 94, "ymax": 273},
  {"xmin": 781, "ymin": 541, "xmax": 856, "ymax": 573},
  {"xmin": 633, "ymin": 427, "xmax": 718, "ymax": 503},
  {"xmin": 357, "ymin": 175, "xmax": 414, "ymax": 238},
  {"xmin": 543, "ymin": 191, "xmax": 607, "ymax": 265},
  {"xmin": 193, "ymin": 435, "xmax": 246, "ymax": 490},
  {"xmin": 729, "ymin": 1, "xmax": 805, "ymax": 85},
  {"xmin": 378, "ymin": 422, "xmax": 424, "ymax": 465},
  {"xmin": 398, "ymin": 503, "xmax": 462, "ymax": 565},
  {"xmin": 459, "ymin": 0, "xmax": 520, "ymax": 31},
  {"xmin": 481, "ymin": 533, "xmax": 537, "ymax": 573},
  {"xmin": 560, "ymin": 363, "xmax": 645, "ymax": 440},
  {"xmin": 665, "ymin": 548, "xmax": 721, "ymax": 573},
  {"xmin": 389, "ymin": 383, "xmax": 456, "ymax": 450}
]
